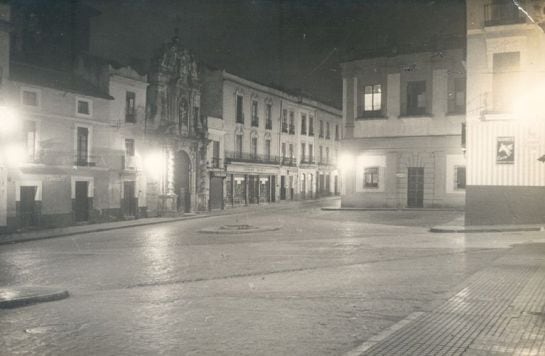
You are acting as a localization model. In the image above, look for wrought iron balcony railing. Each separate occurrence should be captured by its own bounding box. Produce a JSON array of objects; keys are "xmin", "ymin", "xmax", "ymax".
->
[
  {"xmin": 225, "ymin": 151, "xmax": 281, "ymax": 165},
  {"xmin": 300, "ymin": 156, "xmax": 315, "ymax": 165},
  {"xmin": 281, "ymin": 157, "xmax": 297, "ymax": 166}
]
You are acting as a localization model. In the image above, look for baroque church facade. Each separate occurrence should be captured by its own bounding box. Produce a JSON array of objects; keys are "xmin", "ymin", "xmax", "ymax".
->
[{"xmin": 146, "ymin": 35, "xmax": 209, "ymax": 213}]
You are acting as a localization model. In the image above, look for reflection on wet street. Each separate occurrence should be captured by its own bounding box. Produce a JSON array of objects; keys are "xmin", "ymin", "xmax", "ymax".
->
[{"xmin": 1, "ymin": 202, "xmax": 543, "ymax": 355}]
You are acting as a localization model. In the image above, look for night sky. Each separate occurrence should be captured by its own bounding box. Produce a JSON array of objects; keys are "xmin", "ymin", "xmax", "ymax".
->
[{"xmin": 88, "ymin": 0, "xmax": 465, "ymax": 107}]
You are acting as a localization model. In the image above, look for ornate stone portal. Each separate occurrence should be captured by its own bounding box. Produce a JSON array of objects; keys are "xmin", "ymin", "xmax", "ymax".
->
[{"xmin": 147, "ymin": 33, "xmax": 209, "ymax": 214}]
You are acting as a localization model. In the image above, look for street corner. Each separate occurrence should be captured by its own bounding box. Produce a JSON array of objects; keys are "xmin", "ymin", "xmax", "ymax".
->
[{"xmin": 0, "ymin": 286, "xmax": 69, "ymax": 309}]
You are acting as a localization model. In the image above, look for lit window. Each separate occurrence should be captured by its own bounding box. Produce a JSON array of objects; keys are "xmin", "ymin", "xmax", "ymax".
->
[
  {"xmin": 364, "ymin": 167, "xmax": 379, "ymax": 188},
  {"xmin": 363, "ymin": 84, "xmax": 382, "ymax": 112}
]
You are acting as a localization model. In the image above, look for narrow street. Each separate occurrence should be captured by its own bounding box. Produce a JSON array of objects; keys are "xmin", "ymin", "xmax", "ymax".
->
[{"xmin": 1, "ymin": 200, "xmax": 545, "ymax": 355}]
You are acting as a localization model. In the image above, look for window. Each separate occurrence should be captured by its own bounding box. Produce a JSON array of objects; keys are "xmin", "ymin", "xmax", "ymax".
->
[
  {"xmin": 406, "ymin": 81, "xmax": 426, "ymax": 115},
  {"xmin": 449, "ymin": 78, "xmax": 466, "ymax": 114},
  {"xmin": 289, "ymin": 111, "xmax": 295, "ymax": 134},
  {"xmin": 76, "ymin": 127, "xmax": 89, "ymax": 165},
  {"xmin": 319, "ymin": 120, "xmax": 324, "ymax": 138},
  {"xmin": 251, "ymin": 100, "xmax": 259, "ymax": 127},
  {"xmin": 235, "ymin": 135, "xmax": 243, "ymax": 157},
  {"xmin": 326, "ymin": 122, "xmax": 330, "ymax": 139},
  {"xmin": 361, "ymin": 84, "xmax": 382, "ymax": 115},
  {"xmin": 485, "ymin": 0, "xmax": 524, "ymax": 26},
  {"xmin": 282, "ymin": 109, "xmax": 288, "ymax": 133},
  {"xmin": 289, "ymin": 143, "xmax": 294, "ymax": 160},
  {"xmin": 493, "ymin": 52, "xmax": 520, "ymax": 113},
  {"xmin": 319, "ymin": 146, "xmax": 323, "ymax": 163},
  {"xmin": 24, "ymin": 121, "xmax": 37, "ymax": 162},
  {"xmin": 212, "ymin": 140, "xmax": 220, "ymax": 168},
  {"xmin": 193, "ymin": 106, "xmax": 200, "ymax": 128},
  {"xmin": 301, "ymin": 143, "xmax": 306, "ymax": 162},
  {"xmin": 124, "ymin": 138, "xmax": 135, "ymax": 169},
  {"xmin": 455, "ymin": 166, "xmax": 466, "ymax": 190},
  {"xmin": 251, "ymin": 137, "xmax": 258, "ymax": 158},
  {"xmin": 309, "ymin": 115, "xmax": 314, "ymax": 136},
  {"xmin": 22, "ymin": 90, "xmax": 39, "ymax": 107},
  {"xmin": 335, "ymin": 124, "xmax": 339, "ymax": 140},
  {"xmin": 265, "ymin": 103, "xmax": 272, "ymax": 129},
  {"xmin": 265, "ymin": 139, "xmax": 271, "ymax": 160},
  {"xmin": 125, "ymin": 139, "xmax": 135, "ymax": 157},
  {"xmin": 301, "ymin": 114, "xmax": 307, "ymax": 135},
  {"xmin": 236, "ymin": 95, "xmax": 244, "ymax": 124},
  {"xmin": 364, "ymin": 167, "xmax": 379, "ymax": 188},
  {"xmin": 76, "ymin": 98, "xmax": 92, "ymax": 116},
  {"xmin": 281, "ymin": 142, "xmax": 286, "ymax": 158},
  {"xmin": 326, "ymin": 147, "xmax": 330, "ymax": 164},
  {"xmin": 309, "ymin": 144, "xmax": 313, "ymax": 163},
  {"xmin": 125, "ymin": 91, "xmax": 136, "ymax": 122}
]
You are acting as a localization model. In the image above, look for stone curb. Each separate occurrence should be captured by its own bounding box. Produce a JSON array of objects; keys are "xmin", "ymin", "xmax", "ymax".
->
[
  {"xmin": 0, "ymin": 287, "xmax": 70, "ymax": 309},
  {"xmin": 430, "ymin": 225, "xmax": 545, "ymax": 233},
  {"xmin": 322, "ymin": 207, "xmax": 463, "ymax": 212},
  {"xmin": 0, "ymin": 214, "xmax": 212, "ymax": 246}
]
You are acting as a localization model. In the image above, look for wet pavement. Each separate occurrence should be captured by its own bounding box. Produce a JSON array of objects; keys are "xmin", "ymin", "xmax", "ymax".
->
[{"xmin": 1, "ymin": 199, "xmax": 545, "ymax": 355}]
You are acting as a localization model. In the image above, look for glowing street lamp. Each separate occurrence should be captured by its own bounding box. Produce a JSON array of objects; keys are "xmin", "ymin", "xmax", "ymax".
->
[{"xmin": 0, "ymin": 105, "xmax": 20, "ymax": 137}]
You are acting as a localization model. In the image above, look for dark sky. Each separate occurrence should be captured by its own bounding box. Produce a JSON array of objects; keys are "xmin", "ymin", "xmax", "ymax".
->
[{"xmin": 88, "ymin": 0, "xmax": 465, "ymax": 107}]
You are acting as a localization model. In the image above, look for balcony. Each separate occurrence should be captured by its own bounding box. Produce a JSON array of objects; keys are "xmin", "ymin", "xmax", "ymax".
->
[
  {"xmin": 74, "ymin": 155, "xmax": 97, "ymax": 167},
  {"xmin": 251, "ymin": 116, "xmax": 259, "ymax": 127},
  {"xmin": 289, "ymin": 124, "xmax": 295, "ymax": 135},
  {"xmin": 281, "ymin": 157, "xmax": 297, "ymax": 166},
  {"xmin": 484, "ymin": 2, "xmax": 525, "ymax": 27},
  {"xmin": 236, "ymin": 112, "xmax": 245, "ymax": 124},
  {"xmin": 225, "ymin": 151, "xmax": 281, "ymax": 165},
  {"xmin": 300, "ymin": 156, "xmax": 315, "ymax": 165}
]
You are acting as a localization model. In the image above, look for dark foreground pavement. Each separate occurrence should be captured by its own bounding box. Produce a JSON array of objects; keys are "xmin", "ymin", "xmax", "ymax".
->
[{"xmin": 1, "ymin": 201, "xmax": 545, "ymax": 355}]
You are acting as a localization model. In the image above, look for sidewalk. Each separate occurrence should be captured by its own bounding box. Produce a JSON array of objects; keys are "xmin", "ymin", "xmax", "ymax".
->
[
  {"xmin": 346, "ymin": 242, "xmax": 545, "ymax": 355},
  {"xmin": 0, "ymin": 213, "xmax": 211, "ymax": 245},
  {"xmin": 430, "ymin": 215, "xmax": 545, "ymax": 233},
  {"xmin": 0, "ymin": 196, "xmax": 340, "ymax": 245}
]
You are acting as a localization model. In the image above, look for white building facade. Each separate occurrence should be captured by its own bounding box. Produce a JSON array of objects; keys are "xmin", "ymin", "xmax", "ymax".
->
[
  {"xmin": 466, "ymin": 0, "xmax": 545, "ymax": 225},
  {"xmin": 341, "ymin": 47, "xmax": 466, "ymax": 209}
]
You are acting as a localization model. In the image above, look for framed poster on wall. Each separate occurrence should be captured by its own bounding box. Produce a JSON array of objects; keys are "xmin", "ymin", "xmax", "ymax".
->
[{"xmin": 496, "ymin": 137, "xmax": 515, "ymax": 164}]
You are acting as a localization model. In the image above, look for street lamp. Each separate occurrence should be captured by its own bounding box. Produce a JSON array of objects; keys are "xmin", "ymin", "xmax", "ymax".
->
[{"xmin": 0, "ymin": 105, "xmax": 20, "ymax": 136}]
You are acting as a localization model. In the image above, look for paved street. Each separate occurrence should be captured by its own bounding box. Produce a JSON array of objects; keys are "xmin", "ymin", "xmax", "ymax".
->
[{"xmin": 2, "ymin": 200, "xmax": 545, "ymax": 355}]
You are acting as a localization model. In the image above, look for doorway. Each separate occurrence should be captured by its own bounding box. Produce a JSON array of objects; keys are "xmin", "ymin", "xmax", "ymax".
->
[
  {"xmin": 280, "ymin": 175, "xmax": 286, "ymax": 200},
  {"xmin": 123, "ymin": 181, "xmax": 137, "ymax": 217},
  {"xmin": 209, "ymin": 176, "xmax": 224, "ymax": 210},
  {"xmin": 19, "ymin": 186, "xmax": 38, "ymax": 227},
  {"xmin": 74, "ymin": 181, "xmax": 89, "ymax": 222},
  {"xmin": 407, "ymin": 167, "xmax": 424, "ymax": 208},
  {"xmin": 174, "ymin": 150, "xmax": 191, "ymax": 213}
]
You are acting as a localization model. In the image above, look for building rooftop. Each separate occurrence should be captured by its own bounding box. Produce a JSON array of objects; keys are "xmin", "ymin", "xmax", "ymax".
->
[{"xmin": 10, "ymin": 61, "xmax": 113, "ymax": 100}]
